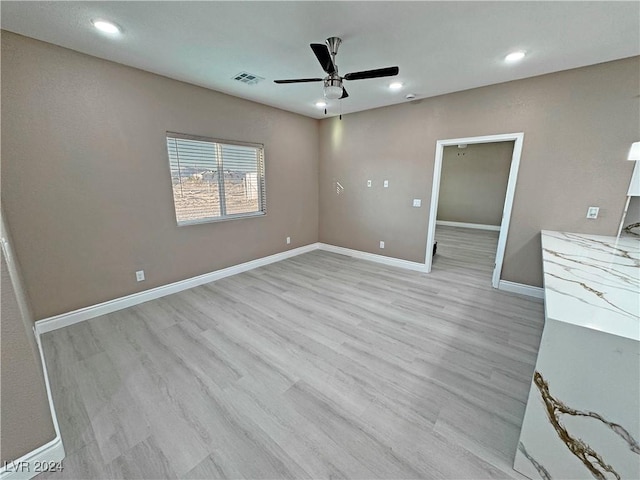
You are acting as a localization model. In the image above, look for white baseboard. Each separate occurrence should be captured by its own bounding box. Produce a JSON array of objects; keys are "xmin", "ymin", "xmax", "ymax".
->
[
  {"xmin": 0, "ymin": 437, "xmax": 64, "ymax": 480},
  {"xmin": 1, "ymin": 322, "xmax": 65, "ymax": 480},
  {"xmin": 33, "ymin": 242, "xmax": 542, "ymax": 336},
  {"xmin": 319, "ymin": 243, "xmax": 428, "ymax": 272},
  {"xmin": 1, "ymin": 216, "xmax": 65, "ymax": 480},
  {"xmin": 436, "ymin": 220, "xmax": 501, "ymax": 232},
  {"xmin": 35, "ymin": 243, "xmax": 321, "ymax": 335},
  {"xmin": 498, "ymin": 280, "xmax": 544, "ymax": 300},
  {"xmin": 35, "ymin": 242, "xmax": 431, "ymax": 336}
]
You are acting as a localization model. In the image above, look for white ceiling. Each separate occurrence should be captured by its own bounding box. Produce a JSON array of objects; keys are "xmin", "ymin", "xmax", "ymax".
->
[{"xmin": 2, "ymin": 1, "xmax": 639, "ymax": 119}]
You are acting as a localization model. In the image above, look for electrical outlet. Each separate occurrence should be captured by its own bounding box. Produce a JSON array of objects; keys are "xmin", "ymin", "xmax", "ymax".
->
[
  {"xmin": 379, "ymin": 241, "xmax": 385, "ymax": 249},
  {"xmin": 383, "ymin": 180, "xmax": 389, "ymax": 188},
  {"xmin": 135, "ymin": 270, "xmax": 145, "ymax": 282},
  {"xmin": 413, "ymin": 199, "xmax": 422, "ymax": 207},
  {"xmin": 586, "ymin": 206, "xmax": 599, "ymax": 219},
  {"xmin": 367, "ymin": 180, "xmax": 372, "ymax": 187},
  {"xmin": 286, "ymin": 236, "xmax": 291, "ymax": 244}
]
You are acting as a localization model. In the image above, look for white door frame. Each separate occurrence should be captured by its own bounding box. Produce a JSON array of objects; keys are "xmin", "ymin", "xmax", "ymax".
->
[{"xmin": 424, "ymin": 132, "xmax": 524, "ymax": 288}]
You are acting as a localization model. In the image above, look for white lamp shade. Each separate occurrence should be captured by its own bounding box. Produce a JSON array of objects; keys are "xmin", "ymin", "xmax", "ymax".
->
[
  {"xmin": 324, "ymin": 85, "xmax": 343, "ymax": 100},
  {"xmin": 628, "ymin": 142, "xmax": 640, "ymax": 161}
]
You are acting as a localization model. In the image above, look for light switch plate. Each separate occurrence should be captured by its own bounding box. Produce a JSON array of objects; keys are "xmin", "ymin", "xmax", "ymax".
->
[
  {"xmin": 413, "ymin": 199, "xmax": 422, "ymax": 207},
  {"xmin": 586, "ymin": 206, "xmax": 599, "ymax": 219},
  {"xmin": 367, "ymin": 180, "xmax": 372, "ymax": 187},
  {"xmin": 383, "ymin": 180, "xmax": 389, "ymax": 188}
]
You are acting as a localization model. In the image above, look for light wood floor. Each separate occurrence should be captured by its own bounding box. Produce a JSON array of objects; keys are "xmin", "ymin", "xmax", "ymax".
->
[
  {"xmin": 40, "ymin": 227, "xmax": 544, "ymax": 479},
  {"xmin": 433, "ymin": 225, "xmax": 500, "ymax": 278}
]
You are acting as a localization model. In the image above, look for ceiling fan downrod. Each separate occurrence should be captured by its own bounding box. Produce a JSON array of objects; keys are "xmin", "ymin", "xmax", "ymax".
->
[{"xmin": 326, "ymin": 37, "xmax": 342, "ymax": 63}]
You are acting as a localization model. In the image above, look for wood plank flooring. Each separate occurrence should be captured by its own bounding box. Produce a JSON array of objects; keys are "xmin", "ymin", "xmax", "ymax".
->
[
  {"xmin": 40, "ymin": 228, "xmax": 544, "ymax": 479},
  {"xmin": 434, "ymin": 225, "xmax": 500, "ymax": 277}
]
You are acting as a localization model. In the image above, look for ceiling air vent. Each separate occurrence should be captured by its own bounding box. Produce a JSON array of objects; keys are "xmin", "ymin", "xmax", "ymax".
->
[{"xmin": 232, "ymin": 72, "xmax": 264, "ymax": 85}]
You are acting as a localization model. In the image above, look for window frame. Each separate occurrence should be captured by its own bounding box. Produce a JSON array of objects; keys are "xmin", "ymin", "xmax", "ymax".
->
[{"xmin": 165, "ymin": 131, "xmax": 266, "ymax": 226}]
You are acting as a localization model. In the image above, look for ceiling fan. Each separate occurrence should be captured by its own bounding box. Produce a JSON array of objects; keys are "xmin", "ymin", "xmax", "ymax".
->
[{"xmin": 274, "ymin": 37, "xmax": 399, "ymax": 101}]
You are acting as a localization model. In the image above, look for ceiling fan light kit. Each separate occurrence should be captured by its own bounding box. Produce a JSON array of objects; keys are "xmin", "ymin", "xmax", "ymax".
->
[
  {"xmin": 274, "ymin": 36, "xmax": 399, "ymax": 111},
  {"xmin": 324, "ymin": 77, "xmax": 343, "ymax": 99}
]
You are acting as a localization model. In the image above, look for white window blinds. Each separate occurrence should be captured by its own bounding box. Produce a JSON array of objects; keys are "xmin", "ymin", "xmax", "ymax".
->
[{"xmin": 166, "ymin": 132, "xmax": 266, "ymax": 225}]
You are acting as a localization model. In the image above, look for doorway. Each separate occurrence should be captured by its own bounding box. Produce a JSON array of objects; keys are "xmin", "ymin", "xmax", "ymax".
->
[{"xmin": 425, "ymin": 133, "xmax": 524, "ymax": 288}]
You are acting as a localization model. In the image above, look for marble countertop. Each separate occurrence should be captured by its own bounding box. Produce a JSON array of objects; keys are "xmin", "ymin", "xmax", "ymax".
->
[{"xmin": 541, "ymin": 231, "xmax": 639, "ymax": 341}]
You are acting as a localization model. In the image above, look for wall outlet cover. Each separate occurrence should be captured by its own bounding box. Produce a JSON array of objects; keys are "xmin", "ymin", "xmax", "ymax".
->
[
  {"xmin": 586, "ymin": 206, "xmax": 599, "ymax": 219},
  {"xmin": 135, "ymin": 270, "xmax": 145, "ymax": 282},
  {"xmin": 379, "ymin": 241, "xmax": 385, "ymax": 249},
  {"xmin": 367, "ymin": 180, "xmax": 372, "ymax": 187},
  {"xmin": 383, "ymin": 180, "xmax": 389, "ymax": 188},
  {"xmin": 413, "ymin": 199, "xmax": 422, "ymax": 207},
  {"xmin": 286, "ymin": 236, "xmax": 291, "ymax": 244}
]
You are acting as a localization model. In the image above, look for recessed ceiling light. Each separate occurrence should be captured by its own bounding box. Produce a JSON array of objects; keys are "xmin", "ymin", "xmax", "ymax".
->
[
  {"xmin": 389, "ymin": 82, "xmax": 403, "ymax": 90},
  {"xmin": 505, "ymin": 51, "xmax": 526, "ymax": 63},
  {"xmin": 315, "ymin": 101, "xmax": 327, "ymax": 108},
  {"xmin": 91, "ymin": 19, "xmax": 121, "ymax": 34}
]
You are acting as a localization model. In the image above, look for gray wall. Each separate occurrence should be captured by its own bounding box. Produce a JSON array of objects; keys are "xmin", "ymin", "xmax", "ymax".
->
[
  {"xmin": 1, "ymin": 31, "xmax": 319, "ymax": 320},
  {"xmin": 319, "ymin": 56, "xmax": 639, "ymax": 287},
  {"xmin": 437, "ymin": 142, "xmax": 514, "ymax": 226},
  {"xmin": 2, "ymin": 34, "xmax": 638, "ymax": 305},
  {"xmin": 1, "ymin": 221, "xmax": 56, "ymax": 463}
]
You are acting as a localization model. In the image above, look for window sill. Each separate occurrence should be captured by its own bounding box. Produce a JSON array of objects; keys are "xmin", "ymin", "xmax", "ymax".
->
[{"xmin": 176, "ymin": 211, "xmax": 266, "ymax": 227}]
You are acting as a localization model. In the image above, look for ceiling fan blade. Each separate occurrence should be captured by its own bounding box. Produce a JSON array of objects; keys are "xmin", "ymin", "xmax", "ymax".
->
[
  {"xmin": 344, "ymin": 66, "xmax": 399, "ymax": 81},
  {"xmin": 310, "ymin": 43, "xmax": 336, "ymax": 74},
  {"xmin": 274, "ymin": 78, "xmax": 323, "ymax": 84},
  {"xmin": 340, "ymin": 88, "xmax": 349, "ymax": 99}
]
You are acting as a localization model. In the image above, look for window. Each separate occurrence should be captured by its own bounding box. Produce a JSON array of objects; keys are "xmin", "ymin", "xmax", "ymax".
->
[{"xmin": 166, "ymin": 132, "xmax": 266, "ymax": 225}]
